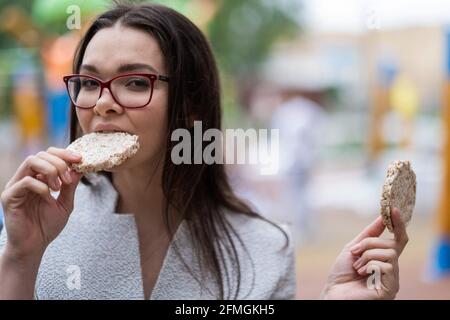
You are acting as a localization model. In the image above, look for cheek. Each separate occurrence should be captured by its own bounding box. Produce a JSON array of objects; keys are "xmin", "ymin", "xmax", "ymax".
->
[
  {"xmin": 133, "ymin": 95, "xmax": 168, "ymax": 153},
  {"xmin": 76, "ymin": 109, "xmax": 93, "ymax": 134}
]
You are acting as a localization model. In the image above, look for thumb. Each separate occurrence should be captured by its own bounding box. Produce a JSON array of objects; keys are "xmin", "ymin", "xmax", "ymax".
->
[
  {"xmin": 57, "ymin": 170, "xmax": 83, "ymax": 213},
  {"xmin": 348, "ymin": 216, "xmax": 386, "ymax": 247},
  {"xmin": 391, "ymin": 207, "xmax": 409, "ymax": 253}
]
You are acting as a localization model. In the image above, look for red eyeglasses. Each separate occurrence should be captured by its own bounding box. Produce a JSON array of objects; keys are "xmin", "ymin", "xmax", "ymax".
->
[{"xmin": 63, "ymin": 73, "xmax": 169, "ymax": 109}]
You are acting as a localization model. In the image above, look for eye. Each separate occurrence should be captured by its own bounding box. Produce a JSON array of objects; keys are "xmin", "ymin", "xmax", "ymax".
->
[
  {"xmin": 125, "ymin": 78, "xmax": 150, "ymax": 90},
  {"xmin": 80, "ymin": 79, "xmax": 99, "ymax": 90}
]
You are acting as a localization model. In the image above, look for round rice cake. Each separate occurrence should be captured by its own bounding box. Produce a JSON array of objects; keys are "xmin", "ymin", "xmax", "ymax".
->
[
  {"xmin": 67, "ymin": 132, "xmax": 140, "ymax": 173},
  {"xmin": 380, "ymin": 160, "xmax": 416, "ymax": 232}
]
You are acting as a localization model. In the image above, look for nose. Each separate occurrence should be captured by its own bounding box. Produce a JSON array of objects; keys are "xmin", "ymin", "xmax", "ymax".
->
[{"xmin": 93, "ymin": 88, "xmax": 124, "ymax": 116}]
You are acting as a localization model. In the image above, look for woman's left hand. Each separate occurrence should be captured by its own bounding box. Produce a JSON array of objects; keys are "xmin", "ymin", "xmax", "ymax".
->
[{"xmin": 321, "ymin": 207, "xmax": 409, "ymax": 300}]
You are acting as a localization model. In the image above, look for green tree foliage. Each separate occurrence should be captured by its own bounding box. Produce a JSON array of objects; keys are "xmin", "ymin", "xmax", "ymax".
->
[{"xmin": 208, "ymin": 0, "xmax": 301, "ymax": 76}]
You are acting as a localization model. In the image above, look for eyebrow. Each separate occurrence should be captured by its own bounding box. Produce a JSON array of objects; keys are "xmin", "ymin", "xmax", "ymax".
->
[{"xmin": 80, "ymin": 63, "xmax": 159, "ymax": 74}]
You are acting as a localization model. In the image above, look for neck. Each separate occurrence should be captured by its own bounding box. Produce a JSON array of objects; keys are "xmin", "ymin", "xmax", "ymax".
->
[{"xmin": 112, "ymin": 156, "xmax": 170, "ymax": 234}]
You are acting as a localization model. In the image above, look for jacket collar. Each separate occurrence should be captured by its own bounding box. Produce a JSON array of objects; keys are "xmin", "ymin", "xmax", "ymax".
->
[{"xmin": 37, "ymin": 173, "xmax": 218, "ymax": 299}]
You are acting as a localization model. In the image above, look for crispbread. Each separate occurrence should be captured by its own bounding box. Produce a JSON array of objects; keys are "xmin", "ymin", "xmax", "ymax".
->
[
  {"xmin": 67, "ymin": 132, "xmax": 140, "ymax": 173},
  {"xmin": 380, "ymin": 160, "xmax": 416, "ymax": 232}
]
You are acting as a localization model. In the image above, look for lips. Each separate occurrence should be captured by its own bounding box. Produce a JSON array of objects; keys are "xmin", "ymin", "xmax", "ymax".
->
[{"xmin": 93, "ymin": 123, "xmax": 131, "ymax": 134}]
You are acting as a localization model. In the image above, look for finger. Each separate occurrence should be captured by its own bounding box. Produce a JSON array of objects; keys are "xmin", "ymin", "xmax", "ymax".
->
[
  {"xmin": 7, "ymin": 148, "xmax": 81, "ymax": 190},
  {"xmin": 36, "ymin": 151, "xmax": 73, "ymax": 185},
  {"xmin": 357, "ymin": 260, "xmax": 397, "ymax": 279},
  {"xmin": 353, "ymin": 248, "xmax": 398, "ymax": 270},
  {"xmin": 57, "ymin": 170, "xmax": 83, "ymax": 214},
  {"xmin": 47, "ymin": 147, "xmax": 82, "ymax": 163},
  {"xmin": 35, "ymin": 173, "xmax": 61, "ymax": 192},
  {"xmin": 350, "ymin": 237, "xmax": 397, "ymax": 255},
  {"xmin": 348, "ymin": 216, "xmax": 386, "ymax": 247},
  {"xmin": 6, "ymin": 176, "xmax": 54, "ymax": 205},
  {"xmin": 391, "ymin": 207, "xmax": 409, "ymax": 253},
  {"xmin": 8, "ymin": 156, "xmax": 62, "ymax": 191},
  {"xmin": 361, "ymin": 260, "xmax": 399, "ymax": 299},
  {"xmin": 35, "ymin": 173, "xmax": 47, "ymax": 183}
]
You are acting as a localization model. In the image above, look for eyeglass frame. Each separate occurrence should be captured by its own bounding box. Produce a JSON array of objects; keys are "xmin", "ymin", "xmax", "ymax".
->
[{"xmin": 63, "ymin": 73, "xmax": 170, "ymax": 109}]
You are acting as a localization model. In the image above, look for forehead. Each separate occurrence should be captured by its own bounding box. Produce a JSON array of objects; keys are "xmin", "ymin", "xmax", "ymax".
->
[{"xmin": 82, "ymin": 23, "xmax": 165, "ymax": 75}]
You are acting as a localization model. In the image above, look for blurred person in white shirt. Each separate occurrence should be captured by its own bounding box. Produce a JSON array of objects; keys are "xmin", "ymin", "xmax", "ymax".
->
[{"xmin": 271, "ymin": 89, "xmax": 327, "ymax": 245}]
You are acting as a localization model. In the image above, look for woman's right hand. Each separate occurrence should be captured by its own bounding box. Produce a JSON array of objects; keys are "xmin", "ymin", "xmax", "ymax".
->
[{"xmin": 0, "ymin": 147, "xmax": 83, "ymax": 259}]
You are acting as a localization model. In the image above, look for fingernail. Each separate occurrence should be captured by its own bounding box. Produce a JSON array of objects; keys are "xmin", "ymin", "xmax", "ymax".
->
[
  {"xmin": 351, "ymin": 244, "xmax": 361, "ymax": 253},
  {"xmin": 63, "ymin": 171, "xmax": 72, "ymax": 183}
]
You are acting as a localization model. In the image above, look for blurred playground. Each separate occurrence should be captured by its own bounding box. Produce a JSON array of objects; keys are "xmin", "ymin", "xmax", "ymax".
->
[{"xmin": 1, "ymin": 0, "xmax": 450, "ymax": 299}]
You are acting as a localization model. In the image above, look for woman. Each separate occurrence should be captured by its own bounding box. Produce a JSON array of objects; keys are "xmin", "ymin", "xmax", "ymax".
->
[{"xmin": 0, "ymin": 3, "xmax": 408, "ymax": 300}]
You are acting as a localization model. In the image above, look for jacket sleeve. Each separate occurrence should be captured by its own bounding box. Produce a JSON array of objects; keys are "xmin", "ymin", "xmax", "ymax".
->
[{"xmin": 0, "ymin": 227, "xmax": 40, "ymax": 299}]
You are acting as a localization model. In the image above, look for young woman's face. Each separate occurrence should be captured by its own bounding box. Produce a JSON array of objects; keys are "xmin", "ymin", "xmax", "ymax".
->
[{"xmin": 76, "ymin": 24, "xmax": 169, "ymax": 172}]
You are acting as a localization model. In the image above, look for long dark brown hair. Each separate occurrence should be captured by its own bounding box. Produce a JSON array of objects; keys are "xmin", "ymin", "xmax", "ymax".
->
[{"xmin": 69, "ymin": 2, "xmax": 288, "ymax": 299}]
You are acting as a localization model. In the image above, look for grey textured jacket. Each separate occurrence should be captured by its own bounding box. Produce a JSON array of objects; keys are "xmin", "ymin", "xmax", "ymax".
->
[{"xmin": 0, "ymin": 173, "xmax": 296, "ymax": 300}]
